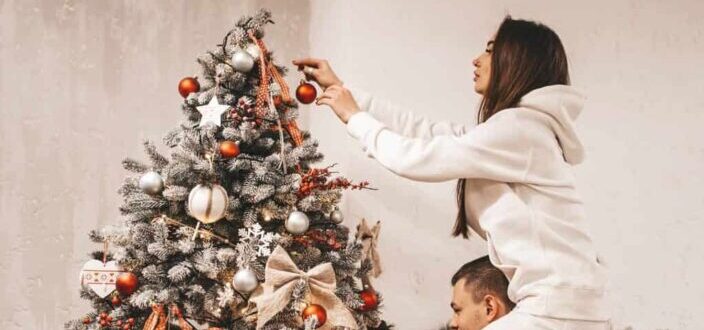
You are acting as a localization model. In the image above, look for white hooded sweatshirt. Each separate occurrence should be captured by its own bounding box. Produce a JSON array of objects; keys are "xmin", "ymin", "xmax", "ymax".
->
[{"xmin": 345, "ymin": 84, "xmax": 610, "ymax": 321}]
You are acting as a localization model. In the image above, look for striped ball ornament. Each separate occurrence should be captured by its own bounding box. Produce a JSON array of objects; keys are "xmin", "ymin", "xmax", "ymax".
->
[{"xmin": 188, "ymin": 184, "xmax": 228, "ymax": 224}]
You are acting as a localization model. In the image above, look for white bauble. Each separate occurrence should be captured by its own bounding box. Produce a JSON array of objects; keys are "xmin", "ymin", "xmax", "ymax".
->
[
  {"xmin": 231, "ymin": 50, "xmax": 255, "ymax": 73},
  {"xmin": 188, "ymin": 184, "xmax": 228, "ymax": 224},
  {"xmin": 232, "ymin": 268, "xmax": 258, "ymax": 294},
  {"xmin": 285, "ymin": 211, "xmax": 310, "ymax": 235},
  {"xmin": 139, "ymin": 171, "xmax": 164, "ymax": 194},
  {"xmin": 330, "ymin": 208, "xmax": 344, "ymax": 224},
  {"xmin": 245, "ymin": 43, "xmax": 261, "ymax": 60}
]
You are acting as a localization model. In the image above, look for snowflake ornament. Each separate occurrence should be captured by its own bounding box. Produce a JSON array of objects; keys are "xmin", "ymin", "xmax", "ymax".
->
[{"xmin": 238, "ymin": 223, "xmax": 280, "ymax": 257}]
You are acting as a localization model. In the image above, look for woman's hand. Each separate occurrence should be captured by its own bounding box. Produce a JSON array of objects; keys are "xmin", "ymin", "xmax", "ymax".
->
[
  {"xmin": 315, "ymin": 85, "xmax": 360, "ymax": 124},
  {"xmin": 291, "ymin": 58, "xmax": 343, "ymax": 89}
]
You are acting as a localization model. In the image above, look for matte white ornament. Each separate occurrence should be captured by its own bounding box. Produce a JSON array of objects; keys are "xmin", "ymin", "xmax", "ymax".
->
[
  {"xmin": 196, "ymin": 96, "xmax": 230, "ymax": 127},
  {"xmin": 285, "ymin": 211, "xmax": 310, "ymax": 235},
  {"xmin": 245, "ymin": 43, "xmax": 261, "ymax": 61},
  {"xmin": 330, "ymin": 208, "xmax": 344, "ymax": 224},
  {"xmin": 232, "ymin": 50, "xmax": 255, "ymax": 73},
  {"xmin": 232, "ymin": 268, "xmax": 258, "ymax": 294},
  {"xmin": 188, "ymin": 184, "xmax": 228, "ymax": 224},
  {"xmin": 139, "ymin": 171, "xmax": 164, "ymax": 194},
  {"xmin": 80, "ymin": 260, "xmax": 122, "ymax": 298}
]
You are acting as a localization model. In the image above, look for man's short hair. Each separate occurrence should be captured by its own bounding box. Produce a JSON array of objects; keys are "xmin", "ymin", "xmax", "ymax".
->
[{"xmin": 451, "ymin": 256, "xmax": 515, "ymax": 309}]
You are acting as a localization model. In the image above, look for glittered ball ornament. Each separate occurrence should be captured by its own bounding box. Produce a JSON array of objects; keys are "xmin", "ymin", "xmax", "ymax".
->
[
  {"xmin": 232, "ymin": 268, "xmax": 258, "ymax": 294},
  {"xmin": 178, "ymin": 77, "xmax": 200, "ymax": 98},
  {"xmin": 115, "ymin": 272, "xmax": 139, "ymax": 296},
  {"xmin": 359, "ymin": 289, "xmax": 379, "ymax": 311},
  {"xmin": 139, "ymin": 171, "xmax": 164, "ymax": 194},
  {"xmin": 232, "ymin": 50, "xmax": 255, "ymax": 73},
  {"xmin": 188, "ymin": 184, "xmax": 229, "ymax": 224},
  {"xmin": 302, "ymin": 304, "xmax": 327, "ymax": 328},
  {"xmin": 329, "ymin": 208, "xmax": 344, "ymax": 224},
  {"xmin": 285, "ymin": 211, "xmax": 310, "ymax": 235},
  {"xmin": 296, "ymin": 80, "xmax": 317, "ymax": 104},
  {"xmin": 219, "ymin": 140, "xmax": 240, "ymax": 159}
]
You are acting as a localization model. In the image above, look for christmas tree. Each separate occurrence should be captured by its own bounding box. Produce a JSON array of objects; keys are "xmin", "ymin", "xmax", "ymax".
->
[{"xmin": 66, "ymin": 9, "xmax": 389, "ymax": 330}]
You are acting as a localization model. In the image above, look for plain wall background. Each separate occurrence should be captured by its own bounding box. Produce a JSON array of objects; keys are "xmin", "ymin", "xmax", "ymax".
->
[{"xmin": 1, "ymin": 1, "xmax": 703, "ymax": 329}]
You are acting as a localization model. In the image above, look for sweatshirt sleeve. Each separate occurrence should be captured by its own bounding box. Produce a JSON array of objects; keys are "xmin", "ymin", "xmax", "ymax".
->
[
  {"xmin": 347, "ymin": 85, "xmax": 469, "ymax": 138},
  {"xmin": 346, "ymin": 111, "xmax": 533, "ymax": 183}
]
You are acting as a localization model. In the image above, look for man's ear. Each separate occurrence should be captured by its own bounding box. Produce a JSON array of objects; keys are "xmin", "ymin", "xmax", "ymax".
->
[{"xmin": 482, "ymin": 294, "xmax": 505, "ymax": 322}]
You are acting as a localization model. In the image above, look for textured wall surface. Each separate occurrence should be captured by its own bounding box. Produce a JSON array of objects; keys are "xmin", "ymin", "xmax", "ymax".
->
[{"xmin": 1, "ymin": 0, "xmax": 703, "ymax": 329}]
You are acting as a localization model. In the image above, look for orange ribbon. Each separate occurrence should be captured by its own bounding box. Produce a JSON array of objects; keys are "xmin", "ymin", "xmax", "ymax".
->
[
  {"xmin": 248, "ymin": 30, "xmax": 304, "ymax": 147},
  {"xmin": 142, "ymin": 304, "xmax": 193, "ymax": 330}
]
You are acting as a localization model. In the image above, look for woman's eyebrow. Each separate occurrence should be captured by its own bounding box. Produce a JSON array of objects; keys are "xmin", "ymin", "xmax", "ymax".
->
[{"xmin": 487, "ymin": 41, "xmax": 495, "ymax": 47}]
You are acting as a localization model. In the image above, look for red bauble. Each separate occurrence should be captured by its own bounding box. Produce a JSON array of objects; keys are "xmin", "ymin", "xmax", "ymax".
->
[
  {"xmin": 359, "ymin": 289, "xmax": 379, "ymax": 311},
  {"xmin": 178, "ymin": 77, "xmax": 200, "ymax": 98},
  {"xmin": 296, "ymin": 80, "xmax": 317, "ymax": 104},
  {"xmin": 115, "ymin": 272, "xmax": 139, "ymax": 296},
  {"xmin": 301, "ymin": 303, "xmax": 327, "ymax": 328},
  {"xmin": 82, "ymin": 316, "xmax": 92, "ymax": 324},
  {"xmin": 219, "ymin": 140, "xmax": 240, "ymax": 158},
  {"xmin": 111, "ymin": 294, "xmax": 122, "ymax": 306}
]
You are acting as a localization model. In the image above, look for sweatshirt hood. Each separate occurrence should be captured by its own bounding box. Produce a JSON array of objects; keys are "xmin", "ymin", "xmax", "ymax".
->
[{"xmin": 517, "ymin": 84, "xmax": 587, "ymax": 165}]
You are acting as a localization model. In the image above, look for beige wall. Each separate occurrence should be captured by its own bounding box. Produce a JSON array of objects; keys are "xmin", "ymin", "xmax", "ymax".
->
[{"xmin": 1, "ymin": 1, "xmax": 703, "ymax": 329}]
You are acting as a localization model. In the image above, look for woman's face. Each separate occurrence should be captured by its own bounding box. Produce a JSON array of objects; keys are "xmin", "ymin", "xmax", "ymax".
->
[{"xmin": 472, "ymin": 37, "xmax": 494, "ymax": 95}]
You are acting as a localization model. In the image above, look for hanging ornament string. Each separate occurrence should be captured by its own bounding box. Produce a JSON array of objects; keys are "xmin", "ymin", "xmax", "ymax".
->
[
  {"xmin": 102, "ymin": 240, "xmax": 109, "ymax": 265},
  {"xmin": 272, "ymin": 97, "xmax": 288, "ymax": 175}
]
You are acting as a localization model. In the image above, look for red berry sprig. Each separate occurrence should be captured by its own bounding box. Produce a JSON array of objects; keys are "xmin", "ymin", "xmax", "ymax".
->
[{"xmin": 297, "ymin": 165, "xmax": 374, "ymax": 197}]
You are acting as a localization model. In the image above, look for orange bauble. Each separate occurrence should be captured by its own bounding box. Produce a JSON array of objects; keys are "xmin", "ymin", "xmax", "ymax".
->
[
  {"xmin": 359, "ymin": 289, "xmax": 379, "ymax": 311},
  {"xmin": 219, "ymin": 141, "xmax": 240, "ymax": 159},
  {"xmin": 301, "ymin": 303, "xmax": 327, "ymax": 328},
  {"xmin": 296, "ymin": 80, "xmax": 317, "ymax": 104},
  {"xmin": 178, "ymin": 77, "xmax": 200, "ymax": 98},
  {"xmin": 115, "ymin": 272, "xmax": 139, "ymax": 296}
]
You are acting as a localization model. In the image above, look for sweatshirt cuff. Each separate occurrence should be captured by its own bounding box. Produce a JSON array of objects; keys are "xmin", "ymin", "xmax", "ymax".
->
[{"xmin": 346, "ymin": 112, "xmax": 385, "ymax": 142}]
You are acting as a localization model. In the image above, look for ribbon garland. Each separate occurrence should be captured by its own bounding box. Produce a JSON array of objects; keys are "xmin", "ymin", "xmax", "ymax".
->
[
  {"xmin": 248, "ymin": 30, "xmax": 304, "ymax": 147},
  {"xmin": 250, "ymin": 246, "xmax": 357, "ymax": 330},
  {"xmin": 142, "ymin": 304, "xmax": 195, "ymax": 330}
]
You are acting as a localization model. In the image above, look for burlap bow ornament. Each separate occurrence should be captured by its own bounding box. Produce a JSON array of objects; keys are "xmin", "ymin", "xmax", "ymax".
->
[
  {"xmin": 356, "ymin": 219, "xmax": 382, "ymax": 278},
  {"xmin": 250, "ymin": 246, "xmax": 357, "ymax": 330}
]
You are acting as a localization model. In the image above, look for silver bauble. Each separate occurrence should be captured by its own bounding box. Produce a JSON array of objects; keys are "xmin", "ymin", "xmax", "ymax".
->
[
  {"xmin": 139, "ymin": 171, "xmax": 164, "ymax": 194},
  {"xmin": 232, "ymin": 268, "xmax": 258, "ymax": 294},
  {"xmin": 245, "ymin": 43, "xmax": 261, "ymax": 61},
  {"xmin": 231, "ymin": 50, "xmax": 255, "ymax": 73},
  {"xmin": 285, "ymin": 211, "xmax": 310, "ymax": 235},
  {"xmin": 188, "ymin": 184, "xmax": 228, "ymax": 224},
  {"xmin": 330, "ymin": 209, "xmax": 344, "ymax": 224}
]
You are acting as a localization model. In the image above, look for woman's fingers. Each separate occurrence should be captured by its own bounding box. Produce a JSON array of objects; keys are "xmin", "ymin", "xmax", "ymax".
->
[
  {"xmin": 315, "ymin": 88, "xmax": 339, "ymax": 105},
  {"xmin": 292, "ymin": 58, "xmax": 323, "ymax": 68}
]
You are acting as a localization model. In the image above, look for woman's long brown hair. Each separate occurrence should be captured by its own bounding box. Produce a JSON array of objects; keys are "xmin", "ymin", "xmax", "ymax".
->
[{"xmin": 453, "ymin": 16, "xmax": 571, "ymax": 238}]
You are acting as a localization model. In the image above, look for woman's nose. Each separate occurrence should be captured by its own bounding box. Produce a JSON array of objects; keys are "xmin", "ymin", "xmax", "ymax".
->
[{"xmin": 472, "ymin": 57, "xmax": 480, "ymax": 67}]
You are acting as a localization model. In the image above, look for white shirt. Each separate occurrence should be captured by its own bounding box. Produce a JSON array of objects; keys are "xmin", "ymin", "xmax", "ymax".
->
[{"xmin": 345, "ymin": 84, "xmax": 610, "ymax": 321}]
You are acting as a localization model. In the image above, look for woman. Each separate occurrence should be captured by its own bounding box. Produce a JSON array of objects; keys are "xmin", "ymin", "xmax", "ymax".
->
[{"xmin": 294, "ymin": 16, "xmax": 611, "ymax": 329}]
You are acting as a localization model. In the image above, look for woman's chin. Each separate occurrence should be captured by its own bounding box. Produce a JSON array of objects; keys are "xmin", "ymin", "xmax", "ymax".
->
[{"xmin": 473, "ymin": 85, "xmax": 485, "ymax": 95}]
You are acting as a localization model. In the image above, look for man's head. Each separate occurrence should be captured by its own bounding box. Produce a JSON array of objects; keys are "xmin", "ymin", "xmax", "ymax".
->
[{"xmin": 449, "ymin": 256, "xmax": 514, "ymax": 330}]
